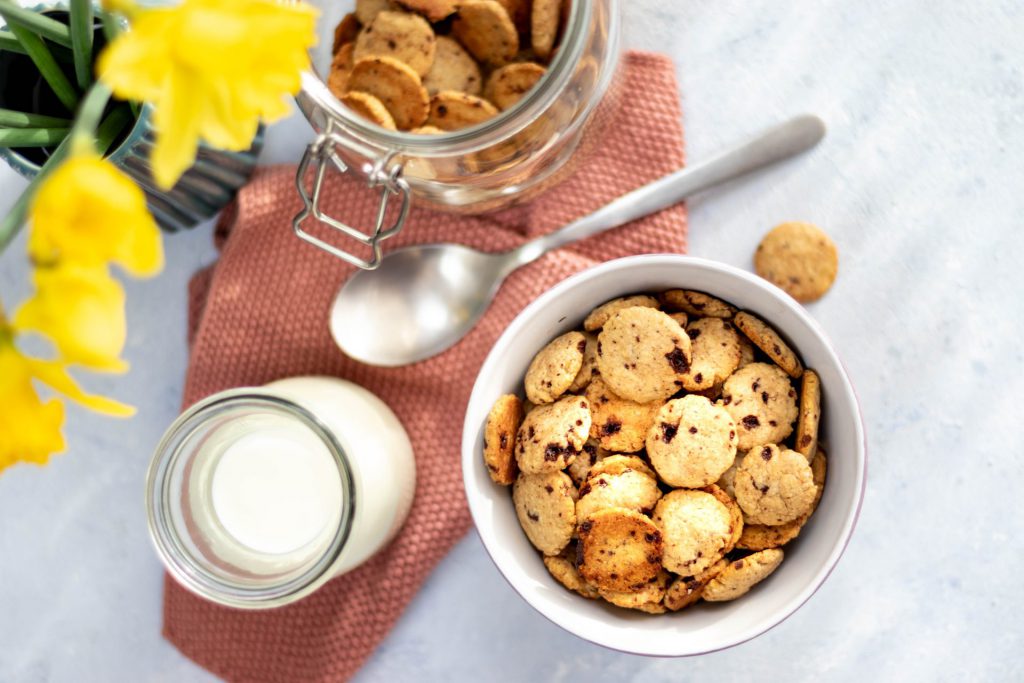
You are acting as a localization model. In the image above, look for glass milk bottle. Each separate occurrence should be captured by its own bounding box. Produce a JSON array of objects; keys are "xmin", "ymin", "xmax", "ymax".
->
[{"xmin": 146, "ymin": 376, "xmax": 415, "ymax": 609}]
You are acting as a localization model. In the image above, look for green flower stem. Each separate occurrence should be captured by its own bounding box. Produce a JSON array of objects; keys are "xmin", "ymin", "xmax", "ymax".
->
[
  {"xmin": 0, "ymin": 31, "xmax": 74, "ymax": 63},
  {"xmin": 94, "ymin": 104, "xmax": 133, "ymax": 155},
  {"xmin": 0, "ymin": 127, "xmax": 70, "ymax": 147},
  {"xmin": 0, "ymin": 108, "xmax": 71, "ymax": 128},
  {"xmin": 0, "ymin": 0, "xmax": 72, "ymax": 48},
  {"xmin": 69, "ymin": 81, "xmax": 111, "ymax": 143},
  {"xmin": 1, "ymin": 20, "xmax": 79, "ymax": 113},
  {"xmin": 0, "ymin": 135, "xmax": 71, "ymax": 253},
  {"xmin": 69, "ymin": 0, "xmax": 93, "ymax": 90},
  {"xmin": 100, "ymin": 9, "xmax": 120, "ymax": 42}
]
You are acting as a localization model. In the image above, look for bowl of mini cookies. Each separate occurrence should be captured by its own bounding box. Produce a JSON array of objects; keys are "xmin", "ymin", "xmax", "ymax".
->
[{"xmin": 462, "ymin": 254, "xmax": 865, "ymax": 655}]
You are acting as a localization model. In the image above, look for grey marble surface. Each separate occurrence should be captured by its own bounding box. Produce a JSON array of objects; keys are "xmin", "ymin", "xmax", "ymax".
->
[{"xmin": 2, "ymin": 0, "xmax": 1023, "ymax": 681}]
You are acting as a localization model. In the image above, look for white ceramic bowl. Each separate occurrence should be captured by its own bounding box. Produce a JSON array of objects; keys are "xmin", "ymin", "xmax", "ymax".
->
[{"xmin": 461, "ymin": 254, "xmax": 866, "ymax": 656}]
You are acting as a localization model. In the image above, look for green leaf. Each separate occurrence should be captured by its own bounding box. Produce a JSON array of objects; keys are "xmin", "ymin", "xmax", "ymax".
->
[
  {"xmin": 100, "ymin": 9, "xmax": 120, "ymax": 42},
  {"xmin": 0, "ymin": 20, "xmax": 79, "ymax": 113},
  {"xmin": 0, "ymin": 127, "xmax": 70, "ymax": 147},
  {"xmin": 0, "ymin": 135, "xmax": 72, "ymax": 253},
  {"xmin": 94, "ymin": 104, "xmax": 133, "ymax": 156},
  {"xmin": 0, "ymin": 1, "xmax": 73, "ymax": 48},
  {"xmin": 69, "ymin": 0, "xmax": 93, "ymax": 90},
  {"xmin": 0, "ymin": 107, "xmax": 71, "ymax": 128},
  {"xmin": 0, "ymin": 31, "xmax": 75, "ymax": 63}
]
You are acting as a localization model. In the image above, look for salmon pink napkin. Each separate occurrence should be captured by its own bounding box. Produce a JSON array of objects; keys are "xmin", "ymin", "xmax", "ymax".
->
[{"xmin": 165, "ymin": 51, "xmax": 687, "ymax": 682}]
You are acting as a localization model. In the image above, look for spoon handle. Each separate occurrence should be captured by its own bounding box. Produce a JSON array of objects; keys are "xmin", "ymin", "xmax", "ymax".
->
[{"xmin": 507, "ymin": 114, "xmax": 827, "ymax": 267}]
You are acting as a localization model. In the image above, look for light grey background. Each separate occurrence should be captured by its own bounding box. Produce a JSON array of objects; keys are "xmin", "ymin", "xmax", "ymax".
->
[{"xmin": 2, "ymin": 0, "xmax": 1023, "ymax": 681}]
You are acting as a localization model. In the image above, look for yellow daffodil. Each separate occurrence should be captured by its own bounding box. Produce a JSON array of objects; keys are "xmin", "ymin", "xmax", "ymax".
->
[
  {"xmin": 98, "ymin": 0, "xmax": 318, "ymax": 189},
  {"xmin": 14, "ymin": 263, "xmax": 129, "ymax": 372},
  {"xmin": 27, "ymin": 148, "xmax": 163, "ymax": 277}
]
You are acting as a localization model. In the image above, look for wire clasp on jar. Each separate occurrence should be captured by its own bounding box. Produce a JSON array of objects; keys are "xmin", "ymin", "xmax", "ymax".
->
[{"xmin": 292, "ymin": 127, "xmax": 411, "ymax": 270}]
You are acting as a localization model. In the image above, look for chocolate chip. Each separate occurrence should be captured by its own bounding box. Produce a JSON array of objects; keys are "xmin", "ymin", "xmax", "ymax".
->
[
  {"xmin": 665, "ymin": 347, "xmax": 690, "ymax": 373},
  {"xmin": 527, "ymin": 511, "xmax": 539, "ymax": 522},
  {"xmin": 729, "ymin": 430, "xmax": 735, "ymax": 439},
  {"xmin": 583, "ymin": 443, "xmax": 597, "ymax": 456},
  {"xmin": 761, "ymin": 446, "xmax": 772, "ymax": 461},
  {"xmin": 733, "ymin": 560, "xmax": 744, "ymax": 569},
  {"xmin": 689, "ymin": 426, "xmax": 698, "ymax": 434},
  {"xmin": 597, "ymin": 341, "xmax": 603, "ymax": 355},
  {"xmin": 436, "ymin": 104, "xmax": 448, "ymax": 117},
  {"xmin": 687, "ymin": 328, "xmax": 701, "ymax": 340},
  {"xmin": 577, "ymin": 340, "xmax": 587, "ymax": 353},
  {"xmin": 800, "ymin": 434, "xmax": 812, "ymax": 447},
  {"xmin": 544, "ymin": 484, "xmax": 554, "ymax": 493},
  {"xmin": 499, "ymin": 434, "xmax": 508, "ymax": 449},
  {"xmin": 646, "ymin": 555, "xmax": 659, "ymax": 564},
  {"xmin": 661, "ymin": 422, "xmax": 678, "ymax": 443},
  {"xmin": 528, "ymin": 426, "xmax": 535, "ymax": 439},
  {"xmin": 769, "ymin": 420, "xmax": 777, "ymax": 427},
  {"xmin": 694, "ymin": 372, "xmax": 703, "ymax": 384},
  {"xmin": 752, "ymin": 381, "xmax": 760, "ymax": 391},
  {"xmin": 580, "ymin": 520, "xmax": 593, "ymax": 533},
  {"xmin": 759, "ymin": 484, "xmax": 769, "ymax": 493},
  {"xmin": 610, "ymin": 572, "xmax": 619, "ymax": 579},
  {"xmin": 723, "ymin": 395, "xmax": 732, "ymax": 405},
  {"xmin": 576, "ymin": 419, "xmax": 583, "ymax": 426},
  {"xmin": 742, "ymin": 415, "xmax": 760, "ymax": 429},
  {"xmin": 773, "ymin": 344, "xmax": 782, "ymax": 355},
  {"xmin": 544, "ymin": 444, "xmax": 564, "ymax": 461},
  {"xmin": 597, "ymin": 478, "xmax": 608, "ymax": 488},
  {"xmin": 761, "ymin": 391, "xmax": 769, "ymax": 404},
  {"xmin": 601, "ymin": 419, "xmax": 622, "ymax": 436}
]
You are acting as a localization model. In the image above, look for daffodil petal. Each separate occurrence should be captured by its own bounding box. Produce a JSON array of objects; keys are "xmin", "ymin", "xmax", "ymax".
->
[
  {"xmin": 27, "ymin": 359, "xmax": 136, "ymax": 417},
  {"xmin": 0, "ymin": 343, "xmax": 67, "ymax": 469}
]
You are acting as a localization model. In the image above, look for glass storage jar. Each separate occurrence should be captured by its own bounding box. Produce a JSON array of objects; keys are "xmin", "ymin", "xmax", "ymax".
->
[{"xmin": 293, "ymin": 0, "xmax": 623, "ymax": 269}]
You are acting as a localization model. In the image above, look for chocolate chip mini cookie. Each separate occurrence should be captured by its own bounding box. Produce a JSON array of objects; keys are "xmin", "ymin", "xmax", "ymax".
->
[
  {"xmin": 576, "ymin": 508, "xmax": 664, "ymax": 592},
  {"xmin": 599, "ymin": 569, "xmax": 670, "ymax": 612},
  {"xmin": 353, "ymin": 10, "xmax": 437, "ymax": 77},
  {"xmin": 524, "ymin": 331, "xmax": 587, "ymax": 404},
  {"xmin": 652, "ymin": 489, "xmax": 734, "ymax": 576},
  {"xmin": 515, "ymin": 395, "xmax": 591, "ymax": 474},
  {"xmin": 543, "ymin": 549, "xmax": 600, "ymax": 599},
  {"xmin": 567, "ymin": 332, "xmax": 599, "ymax": 393},
  {"xmin": 483, "ymin": 394, "xmax": 523, "ymax": 485},
  {"xmin": 583, "ymin": 295, "xmax": 659, "ymax": 332},
  {"xmin": 680, "ymin": 318, "xmax": 742, "ymax": 391},
  {"xmin": 588, "ymin": 454, "xmax": 657, "ymax": 481},
  {"xmin": 795, "ymin": 369, "xmax": 821, "ymax": 459},
  {"xmin": 705, "ymin": 483, "xmax": 744, "ymax": 553},
  {"xmin": 575, "ymin": 463, "xmax": 661, "ymax": 521},
  {"xmin": 513, "ymin": 470, "xmax": 577, "ymax": 555},
  {"xmin": 734, "ymin": 312, "xmax": 803, "ymax": 379},
  {"xmin": 735, "ymin": 444, "xmax": 816, "ymax": 526},
  {"xmin": 660, "ymin": 290, "xmax": 737, "ymax": 319},
  {"xmin": 646, "ymin": 395, "xmax": 738, "ymax": 488},
  {"xmin": 701, "ymin": 549, "xmax": 784, "ymax": 601},
  {"xmin": 754, "ymin": 221, "xmax": 839, "ymax": 302},
  {"xmin": 596, "ymin": 307, "xmax": 692, "ymax": 403},
  {"xmin": 422, "ymin": 35, "xmax": 482, "ymax": 96},
  {"xmin": 585, "ymin": 376, "xmax": 661, "ymax": 453},
  {"xmin": 736, "ymin": 447, "xmax": 826, "ymax": 550},
  {"xmin": 664, "ymin": 564, "xmax": 722, "ymax": 611},
  {"xmin": 721, "ymin": 362, "xmax": 798, "ymax": 451}
]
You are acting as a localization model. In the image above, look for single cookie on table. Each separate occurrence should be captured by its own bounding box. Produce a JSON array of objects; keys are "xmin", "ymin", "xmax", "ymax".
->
[
  {"xmin": 531, "ymin": 0, "xmax": 561, "ymax": 59},
  {"xmin": 485, "ymin": 62, "xmax": 547, "ymax": 110},
  {"xmin": 427, "ymin": 90, "xmax": 499, "ymax": 130},
  {"xmin": 332, "ymin": 13, "xmax": 360, "ymax": 54},
  {"xmin": 733, "ymin": 312, "xmax": 803, "ymax": 379},
  {"xmin": 664, "ymin": 564, "xmax": 723, "ymax": 611},
  {"xmin": 576, "ymin": 507, "xmax": 664, "ymax": 592},
  {"xmin": 575, "ymin": 463, "xmax": 661, "ymax": 521},
  {"xmin": 588, "ymin": 454, "xmax": 657, "ymax": 481},
  {"xmin": 660, "ymin": 289, "xmax": 737, "ymax": 319},
  {"xmin": 596, "ymin": 307, "xmax": 692, "ymax": 403},
  {"xmin": 721, "ymin": 362, "xmax": 798, "ymax": 451},
  {"xmin": 652, "ymin": 489, "xmax": 733, "ymax": 576},
  {"xmin": 543, "ymin": 549, "xmax": 601, "ymax": 599},
  {"xmin": 327, "ymin": 43, "xmax": 356, "ymax": 97},
  {"xmin": 513, "ymin": 470, "xmax": 577, "ymax": 555},
  {"xmin": 345, "ymin": 56, "xmax": 429, "ymax": 130},
  {"xmin": 422, "ymin": 36, "xmax": 482, "ymax": 96},
  {"xmin": 566, "ymin": 438, "xmax": 605, "ymax": 485},
  {"xmin": 515, "ymin": 395, "xmax": 590, "ymax": 474},
  {"xmin": 583, "ymin": 295, "xmax": 659, "ymax": 332},
  {"xmin": 599, "ymin": 569, "xmax": 670, "ymax": 612},
  {"xmin": 452, "ymin": 0, "xmax": 519, "ymax": 65},
  {"xmin": 524, "ymin": 330, "xmax": 586, "ymax": 404},
  {"xmin": 339, "ymin": 91, "xmax": 397, "ymax": 130},
  {"xmin": 482, "ymin": 394, "xmax": 523, "ymax": 485},
  {"xmin": 795, "ymin": 369, "xmax": 821, "ymax": 460},
  {"xmin": 567, "ymin": 332, "xmax": 599, "ymax": 393},
  {"xmin": 355, "ymin": 0, "xmax": 396, "ymax": 25},
  {"xmin": 705, "ymin": 483, "xmax": 744, "ymax": 553},
  {"xmin": 754, "ymin": 221, "xmax": 838, "ymax": 302},
  {"xmin": 394, "ymin": 0, "xmax": 458, "ymax": 22},
  {"xmin": 736, "ymin": 447, "xmax": 827, "ymax": 550},
  {"xmin": 646, "ymin": 395, "xmax": 738, "ymax": 488},
  {"xmin": 354, "ymin": 10, "xmax": 437, "ymax": 77},
  {"xmin": 680, "ymin": 317, "xmax": 742, "ymax": 391},
  {"xmin": 735, "ymin": 444, "xmax": 816, "ymax": 526},
  {"xmin": 585, "ymin": 376, "xmax": 661, "ymax": 453},
  {"xmin": 701, "ymin": 549, "xmax": 784, "ymax": 602}
]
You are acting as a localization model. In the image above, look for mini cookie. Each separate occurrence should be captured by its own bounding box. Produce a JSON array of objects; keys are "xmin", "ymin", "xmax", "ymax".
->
[
  {"xmin": 524, "ymin": 331, "xmax": 586, "ymax": 404},
  {"xmin": 566, "ymin": 438, "xmax": 605, "ymax": 485},
  {"xmin": 354, "ymin": 11, "xmax": 437, "ymax": 77},
  {"xmin": 495, "ymin": 0, "xmax": 530, "ymax": 34},
  {"xmin": 660, "ymin": 290, "xmax": 737, "ymax": 319},
  {"xmin": 531, "ymin": 0, "xmax": 561, "ymax": 59},
  {"xmin": 721, "ymin": 362, "xmax": 798, "ymax": 451},
  {"xmin": 567, "ymin": 332, "xmax": 598, "ymax": 393},
  {"xmin": 754, "ymin": 222, "xmax": 839, "ymax": 302},
  {"xmin": 340, "ymin": 91, "xmax": 397, "ymax": 130},
  {"xmin": 327, "ymin": 43, "xmax": 356, "ymax": 97},
  {"xmin": 482, "ymin": 394, "xmax": 523, "ymax": 485},
  {"xmin": 588, "ymin": 454, "xmax": 657, "ymax": 481},
  {"xmin": 705, "ymin": 483, "xmax": 743, "ymax": 553},
  {"xmin": 585, "ymin": 376, "xmax": 661, "ymax": 453},
  {"xmin": 736, "ymin": 447, "xmax": 826, "ymax": 550},
  {"xmin": 345, "ymin": 56, "xmax": 430, "ymax": 130},
  {"xmin": 543, "ymin": 550, "xmax": 600, "ymax": 599},
  {"xmin": 735, "ymin": 444, "xmax": 816, "ymax": 526},
  {"xmin": 652, "ymin": 489, "xmax": 733, "ymax": 576},
  {"xmin": 333, "ymin": 13, "xmax": 360, "ymax": 54},
  {"xmin": 596, "ymin": 307, "xmax": 692, "ymax": 403},
  {"xmin": 452, "ymin": 0, "xmax": 519, "ymax": 65},
  {"xmin": 422, "ymin": 36, "xmax": 482, "ymax": 96},
  {"xmin": 355, "ymin": 0, "xmax": 396, "ymax": 25},
  {"xmin": 427, "ymin": 91, "xmax": 499, "ymax": 130},
  {"xmin": 513, "ymin": 471, "xmax": 577, "ymax": 555},
  {"xmin": 583, "ymin": 295, "xmax": 659, "ymax": 332},
  {"xmin": 664, "ymin": 564, "xmax": 722, "ymax": 611},
  {"xmin": 485, "ymin": 62, "xmax": 546, "ymax": 110},
  {"xmin": 599, "ymin": 570, "xmax": 669, "ymax": 611},
  {"xmin": 394, "ymin": 0, "xmax": 458, "ymax": 22},
  {"xmin": 715, "ymin": 454, "xmax": 741, "ymax": 500},
  {"xmin": 680, "ymin": 317, "xmax": 742, "ymax": 391},
  {"xmin": 733, "ymin": 312, "xmax": 803, "ymax": 379},
  {"xmin": 576, "ymin": 508, "xmax": 663, "ymax": 592},
  {"xmin": 646, "ymin": 395, "xmax": 737, "ymax": 488},
  {"xmin": 795, "ymin": 369, "xmax": 821, "ymax": 459},
  {"xmin": 702, "ymin": 549, "xmax": 784, "ymax": 602},
  {"xmin": 575, "ymin": 466, "xmax": 661, "ymax": 521},
  {"xmin": 667, "ymin": 312, "xmax": 689, "ymax": 328},
  {"xmin": 515, "ymin": 395, "xmax": 591, "ymax": 474}
]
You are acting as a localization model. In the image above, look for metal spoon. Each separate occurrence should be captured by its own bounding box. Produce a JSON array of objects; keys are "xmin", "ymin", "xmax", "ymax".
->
[{"xmin": 331, "ymin": 114, "xmax": 826, "ymax": 367}]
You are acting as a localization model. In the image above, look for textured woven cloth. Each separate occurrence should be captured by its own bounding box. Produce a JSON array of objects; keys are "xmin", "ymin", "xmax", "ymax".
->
[{"xmin": 164, "ymin": 51, "xmax": 687, "ymax": 682}]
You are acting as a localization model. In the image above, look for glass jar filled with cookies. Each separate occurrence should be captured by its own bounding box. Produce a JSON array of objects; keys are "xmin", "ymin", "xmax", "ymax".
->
[{"xmin": 294, "ymin": 0, "xmax": 622, "ymax": 269}]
